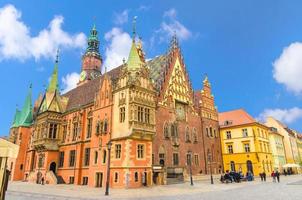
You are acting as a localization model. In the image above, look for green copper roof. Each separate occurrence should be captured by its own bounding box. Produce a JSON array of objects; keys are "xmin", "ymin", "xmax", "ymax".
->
[
  {"xmin": 126, "ymin": 41, "xmax": 144, "ymax": 71},
  {"xmin": 11, "ymin": 109, "xmax": 21, "ymax": 128},
  {"xmin": 85, "ymin": 24, "xmax": 100, "ymax": 55},
  {"xmin": 47, "ymin": 57, "xmax": 59, "ymax": 93},
  {"xmin": 11, "ymin": 85, "xmax": 33, "ymax": 128}
]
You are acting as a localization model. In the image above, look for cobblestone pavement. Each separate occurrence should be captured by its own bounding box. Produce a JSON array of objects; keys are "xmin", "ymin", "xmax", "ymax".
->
[{"xmin": 5, "ymin": 175, "xmax": 302, "ymax": 200}]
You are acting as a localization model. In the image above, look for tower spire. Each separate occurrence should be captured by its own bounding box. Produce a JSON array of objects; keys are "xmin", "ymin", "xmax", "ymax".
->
[
  {"xmin": 12, "ymin": 84, "xmax": 33, "ymax": 127},
  {"xmin": 48, "ymin": 50, "xmax": 59, "ymax": 93},
  {"xmin": 132, "ymin": 16, "xmax": 137, "ymax": 42}
]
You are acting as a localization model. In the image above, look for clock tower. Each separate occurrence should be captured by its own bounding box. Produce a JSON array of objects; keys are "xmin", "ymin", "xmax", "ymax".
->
[{"xmin": 79, "ymin": 24, "xmax": 102, "ymax": 84}]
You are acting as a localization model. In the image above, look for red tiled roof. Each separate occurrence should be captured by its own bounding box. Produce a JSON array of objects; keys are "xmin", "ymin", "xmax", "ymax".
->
[
  {"xmin": 218, "ymin": 109, "xmax": 256, "ymax": 128},
  {"xmin": 63, "ymin": 66, "xmax": 122, "ymax": 111}
]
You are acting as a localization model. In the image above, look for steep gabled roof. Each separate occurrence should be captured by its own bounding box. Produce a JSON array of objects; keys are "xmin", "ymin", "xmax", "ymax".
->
[
  {"xmin": 11, "ymin": 85, "xmax": 33, "ymax": 128},
  {"xmin": 219, "ymin": 109, "xmax": 256, "ymax": 128},
  {"xmin": 63, "ymin": 65, "xmax": 122, "ymax": 111}
]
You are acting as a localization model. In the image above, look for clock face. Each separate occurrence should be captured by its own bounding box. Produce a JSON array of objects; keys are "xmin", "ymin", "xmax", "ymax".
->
[
  {"xmin": 175, "ymin": 102, "xmax": 186, "ymax": 120},
  {"xmin": 79, "ymin": 71, "xmax": 87, "ymax": 82}
]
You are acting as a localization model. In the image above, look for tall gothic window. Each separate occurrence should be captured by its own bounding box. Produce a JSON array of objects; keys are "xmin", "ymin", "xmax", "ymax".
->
[
  {"xmin": 164, "ymin": 123, "xmax": 169, "ymax": 139},
  {"xmin": 119, "ymin": 107, "xmax": 125, "ymax": 123},
  {"xmin": 137, "ymin": 144, "xmax": 144, "ymax": 159},
  {"xmin": 206, "ymin": 128, "xmax": 209, "ymax": 137},
  {"xmin": 115, "ymin": 144, "xmax": 121, "ymax": 159},
  {"xmin": 95, "ymin": 121, "xmax": 100, "ymax": 135},
  {"xmin": 48, "ymin": 123, "xmax": 58, "ymax": 139},
  {"xmin": 185, "ymin": 127, "xmax": 190, "ymax": 142},
  {"xmin": 59, "ymin": 152, "xmax": 64, "ymax": 168},
  {"xmin": 84, "ymin": 148, "xmax": 90, "ymax": 166},
  {"xmin": 69, "ymin": 150, "xmax": 76, "ymax": 167},
  {"xmin": 103, "ymin": 120, "xmax": 108, "ymax": 134},
  {"xmin": 145, "ymin": 108, "xmax": 150, "ymax": 123},
  {"xmin": 86, "ymin": 117, "xmax": 92, "ymax": 138},
  {"xmin": 193, "ymin": 128, "xmax": 198, "ymax": 143},
  {"xmin": 209, "ymin": 127, "xmax": 213, "ymax": 137},
  {"xmin": 72, "ymin": 122, "xmax": 78, "ymax": 141},
  {"xmin": 62, "ymin": 124, "xmax": 67, "ymax": 142}
]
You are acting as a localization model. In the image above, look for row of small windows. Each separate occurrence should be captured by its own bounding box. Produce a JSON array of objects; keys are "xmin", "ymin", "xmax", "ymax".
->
[
  {"xmin": 113, "ymin": 171, "xmax": 144, "ymax": 184},
  {"xmin": 58, "ymin": 144, "xmax": 145, "ymax": 168},
  {"xmin": 225, "ymin": 128, "xmax": 248, "ymax": 139},
  {"xmin": 153, "ymin": 152, "xmax": 199, "ymax": 166},
  {"xmin": 227, "ymin": 143, "xmax": 250, "ymax": 154},
  {"xmin": 206, "ymin": 127, "xmax": 218, "ymax": 138},
  {"xmin": 164, "ymin": 123, "xmax": 198, "ymax": 143},
  {"xmin": 61, "ymin": 116, "xmax": 108, "ymax": 143}
]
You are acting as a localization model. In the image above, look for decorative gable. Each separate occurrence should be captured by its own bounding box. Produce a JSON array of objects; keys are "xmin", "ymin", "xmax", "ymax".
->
[{"xmin": 163, "ymin": 57, "xmax": 192, "ymax": 105}]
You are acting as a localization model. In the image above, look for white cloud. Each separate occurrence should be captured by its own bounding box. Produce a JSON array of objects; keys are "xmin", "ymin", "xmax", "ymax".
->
[
  {"xmin": 61, "ymin": 72, "xmax": 80, "ymax": 94},
  {"xmin": 155, "ymin": 8, "xmax": 192, "ymax": 44},
  {"xmin": 257, "ymin": 107, "xmax": 302, "ymax": 124},
  {"xmin": 273, "ymin": 42, "xmax": 302, "ymax": 95},
  {"xmin": 113, "ymin": 10, "xmax": 129, "ymax": 25},
  {"xmin": 103, "ymin": 27, "xmax": 132, "ymax": 71},
  {"xmin": 138, "ymin": 5, "xmax": 150, "ymax": 11},
  {"xmin": 0, "ymin": 4, "xmax": 86, "ymax": 61}
]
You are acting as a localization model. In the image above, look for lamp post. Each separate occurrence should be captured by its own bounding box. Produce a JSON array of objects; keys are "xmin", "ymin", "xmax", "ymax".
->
[
  {"xmin": 188, "ymin": 151, "xmax": 193, "ymax": 186},
  {"xmin": 105, "ymin": 141, "xmax": 112, "ymax": 196},
  {"xmin": 207, "ymin": 150, "xmax": 214, "ymax": 184}
]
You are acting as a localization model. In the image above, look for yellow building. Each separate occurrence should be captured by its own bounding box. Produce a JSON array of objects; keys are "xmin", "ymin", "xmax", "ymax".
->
[
  {"xmin": 297, "ymin": 135, "xmax": 302, "ymax": 166},
  {"xmin": 219, "ymin": 109, "xmax": 273, "ymax": 176},
  {"xmin": 268, "ymin": 127, "xmax": 286, "ymax": 171}
]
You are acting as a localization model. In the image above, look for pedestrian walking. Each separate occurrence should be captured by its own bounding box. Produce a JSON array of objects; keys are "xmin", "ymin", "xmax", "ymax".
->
[
  {"xmin": 263, "ymin": 172, "xmax": 266, "ymax": 182},
  {"xmin": 275, "ymin": 171, "xmax": 280, "ymax": 183},
  {"xmin": 271, "ymin": 171, "xmax": 276, "ymax": 182},
  {"xmin": 260, "ymin": 172, "xmax": 263, "ymax": 181}
]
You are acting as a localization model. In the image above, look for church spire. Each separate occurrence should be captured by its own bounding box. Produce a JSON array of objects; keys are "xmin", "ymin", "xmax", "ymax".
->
[{"xmin": 48, "ymin": 50, "xmax": 59, "ymax": 93}]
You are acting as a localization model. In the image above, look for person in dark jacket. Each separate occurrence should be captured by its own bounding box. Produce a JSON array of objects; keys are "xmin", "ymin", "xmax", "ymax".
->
[
  {"xmin": 275, "ymin": 171, "xmax": 280, "ymax": 183},
  {"xmin": 263, "ymin": 172, "xmax": 266, "ymax": 182}
]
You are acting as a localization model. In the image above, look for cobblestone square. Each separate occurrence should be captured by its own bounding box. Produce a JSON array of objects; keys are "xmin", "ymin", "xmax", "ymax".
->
[{"xmin": 5, "ymin": 175, "xmax": 302, "ymax": 200}]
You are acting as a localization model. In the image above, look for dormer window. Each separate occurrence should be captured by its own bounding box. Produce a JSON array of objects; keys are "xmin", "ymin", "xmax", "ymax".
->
[{"xmin": 224, "ymin": 120, "xmax": 233, "ymax": 126}]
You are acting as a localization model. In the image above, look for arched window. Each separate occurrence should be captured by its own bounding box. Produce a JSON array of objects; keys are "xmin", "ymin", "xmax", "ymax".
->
[
  {"xmin": 206, "ymin": 128, "xmax": 209, "ymax": 137},
  {"xmin": 171, "ymin": 124, "xmax": 175, "ymax": 137},
  {"xmin": 210, "ymin": 127, "xmax": 213, "ymax": 137},
  {"xmin": 185, "ymin": 127, "xmax": 190, "ymax": 142},
  {"xmin": 164, "ymin": 122, "xmax": 169, "ymax": 139}
]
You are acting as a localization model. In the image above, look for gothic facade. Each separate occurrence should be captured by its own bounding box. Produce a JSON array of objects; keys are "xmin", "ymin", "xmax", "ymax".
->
[{"xmin": 9, "ymin": 24, "xmax": 222, "ymax": 188}]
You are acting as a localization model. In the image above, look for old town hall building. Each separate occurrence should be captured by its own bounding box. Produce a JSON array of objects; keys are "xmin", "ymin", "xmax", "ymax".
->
[{"xmin": 9, "ymin": 23, "xmax": 222, "ymax": 188}]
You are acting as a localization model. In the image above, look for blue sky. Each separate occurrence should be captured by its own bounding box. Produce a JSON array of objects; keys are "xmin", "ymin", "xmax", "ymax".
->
[{"xmin": 1, "ymin": 0, "xmax": 302, "ymax": 136}]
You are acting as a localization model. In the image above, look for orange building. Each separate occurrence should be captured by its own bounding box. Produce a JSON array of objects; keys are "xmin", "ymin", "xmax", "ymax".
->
[{"xmin": 9, "ymin": 22, "xmax": 222, "ymax": 188}]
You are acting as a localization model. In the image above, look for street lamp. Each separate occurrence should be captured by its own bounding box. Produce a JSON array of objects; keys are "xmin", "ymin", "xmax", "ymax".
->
[
  {"xmin": 207, "ymin": 149, "xmax": 214, "ymax": 184},
  {"xmin": 105, "ymin": 141, "xmax": 112, "ymax": 196},
  {"xmin": 188, "ymin": 151, "xmax": 194, "ymax": 186}
]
